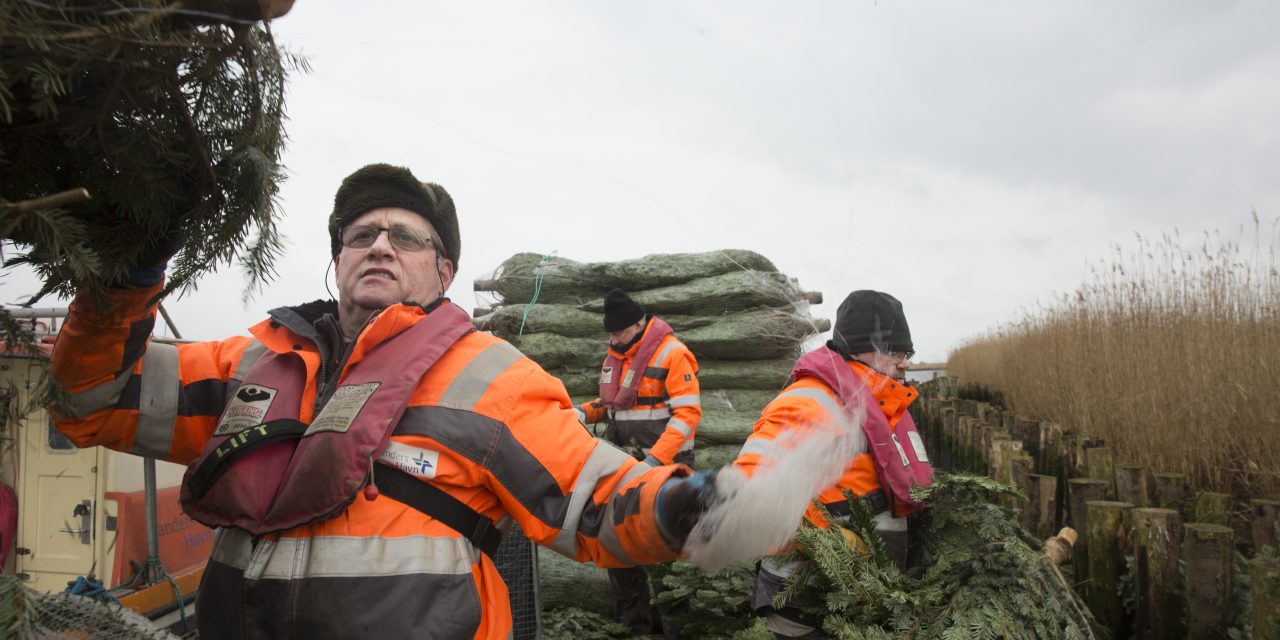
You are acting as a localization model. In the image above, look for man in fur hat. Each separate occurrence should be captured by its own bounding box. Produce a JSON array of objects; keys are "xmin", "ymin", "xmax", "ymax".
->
[{"xmin": 50, "ymin": 164, "xmax": 719, "ymax": 639}]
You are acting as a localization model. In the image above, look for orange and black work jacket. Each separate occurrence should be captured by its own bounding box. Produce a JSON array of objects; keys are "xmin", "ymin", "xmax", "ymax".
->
[
  {"xmin": 577, "ymin": 317, "xmax": 701, "ymax": 466},
  {"xmin": 733, "ymin": 354, "xmax": 919, "ymax": 528},
  {"xmin": 50, "ymin": 284, "xmax": 688, "ymax": 640}
]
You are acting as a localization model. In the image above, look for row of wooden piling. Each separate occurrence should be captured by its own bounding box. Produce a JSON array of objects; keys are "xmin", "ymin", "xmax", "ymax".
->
[{"xmin": 914, "ymin": 379, "xmax": 1280, "ymax": 640}]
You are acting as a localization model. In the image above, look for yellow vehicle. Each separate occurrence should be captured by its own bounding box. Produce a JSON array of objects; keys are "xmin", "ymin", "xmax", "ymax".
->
[{"xmin": 1, "ymin": 308, "xmax": 208, "ymax": 635}]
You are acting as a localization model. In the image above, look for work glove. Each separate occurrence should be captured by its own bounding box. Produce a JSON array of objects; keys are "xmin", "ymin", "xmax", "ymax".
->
[
  {"xmin": 835, "ymin": 524, "xmax": 871, "ymax": 557},
  {"xmin": 654, "ymin": 471, "xmax": 719, "ymax": 548},
  {"xmin": 119, "ymin": 220, "xmax": 184, "ymax": 288}
]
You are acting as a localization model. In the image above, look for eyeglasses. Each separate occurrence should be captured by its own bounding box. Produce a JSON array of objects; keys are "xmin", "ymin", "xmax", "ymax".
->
[
  {"xmin": 888, "ymin": 350, "xmax": 915, "ymax": 364},
  {"xmin": 340, "ymin": 225, "xmax": 437, "ymax": 253}
]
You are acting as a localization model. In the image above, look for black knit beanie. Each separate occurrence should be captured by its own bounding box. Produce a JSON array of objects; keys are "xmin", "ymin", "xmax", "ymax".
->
[
  {"xmin": 602, "ymin": 289, "xmax": 645, "ymax": 332},
  {"xmin": 829, "ymin": 290, "xmax": 913, "ymax": 357},
  {"xmin": 328, "ymin": 164, "xmax": 461, "ymax": 269}
]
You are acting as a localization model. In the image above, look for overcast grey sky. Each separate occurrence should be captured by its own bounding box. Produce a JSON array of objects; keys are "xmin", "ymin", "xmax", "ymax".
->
[{"xmin": 8, "ymin": 1, "xmax": 1280, "ymax": 362}]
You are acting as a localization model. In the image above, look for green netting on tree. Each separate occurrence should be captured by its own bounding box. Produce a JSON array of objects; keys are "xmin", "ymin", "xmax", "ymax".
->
[
  {"xmin": 0, "ymin": 574, "xmax": 174, "ymax": 640},
  {"xmin": 475, "ymin": 249, "xmax": 778, "ymax": 305},
  {"xmin": 0, "ymin": 0, "xmax": 302, "ymax": 303}
]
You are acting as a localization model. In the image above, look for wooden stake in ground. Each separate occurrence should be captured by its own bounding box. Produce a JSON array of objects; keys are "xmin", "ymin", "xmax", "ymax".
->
[
  {"xmin": 1183, "ymin": 523, "xmax": 1235, "ymax": 639},
  {"xmin": 1132, "ymin": 508, "xmax": 1183, "ymax": 640},
  {"xmin": 1086, "ymin": 500, "xmax": 1133, "ymax": 638}
]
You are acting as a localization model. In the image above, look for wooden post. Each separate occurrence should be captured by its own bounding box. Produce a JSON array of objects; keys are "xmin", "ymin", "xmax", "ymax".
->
[
  {"xmin": 1154, "ymin": 473, "xmax": 1190, "ymax": 516},
  {"xmin": 1251, "ymin": 556, "xmax": 1280, "ymax": 640},
  {"xmin": 1068, "ymin": 478, "xmax": 1110, "ymax": 581},
  {"xmin": 1010, "ymin": 454, "xmax": 1034, "ymax": 525},
  {"xmin": 1115, "ymin": 464, "xmax": 1149, "ymax": 507},
  {"xmin": 987, "ymin": 431, "xmax": 1011, "ymax": 480},
  {"xmin": 1183, "ymin": 523, "xmax": 1234, "ymax": 639},
  {"xmin": 1193, "ymin": 491, "xmax": 1231, "ymax": 526},
  {"xmin": 1085, "ymin": 446, "xmax": 1115, "ymax": 498},
  {"xmin": 1132, "ymin": 508, "xmax": 1183, "ymax": 640},
  {"xmin": 1058, "ymin": 431, "xmax": 1079, "ymax": 478},
  {"xmin": 1030, "ymin": 474, "xmax": 1058, "ymax": 539},
  {"xmin": 1086, "ymin": 500, "xmax": 1133, "ymax": 637},
  {"xmin": 1252, "ymin": 498, "xmax": 1280, "ymax": 551}
]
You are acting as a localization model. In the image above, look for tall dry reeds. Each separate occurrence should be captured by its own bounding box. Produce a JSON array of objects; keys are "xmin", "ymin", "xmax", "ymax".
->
[{"xmin": 948, "ymin": 215, "xmax": 1280, "ymax": 497}]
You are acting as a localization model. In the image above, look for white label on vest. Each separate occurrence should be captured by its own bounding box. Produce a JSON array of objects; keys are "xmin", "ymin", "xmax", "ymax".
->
[
  {"xmin": 600, "ymin": 366, "xmax": 613, "ymax": 384},
  {"xmin": 890, "ymin": 433, "xmax": 910, "ymax": 467},
  {"xmin": 622, "ymin": 369, "xmax": 635, "ymax": 387},
  {"xmin": 380, "ymin": 441, "xmax": 440, "ymax": 479},
  {"xmin": 214, "ymin": 384, "xmax": 278, "ymax": 435},
  {"xmin": 305, "ymin": 382, "xmax": 381, "ymax": 435},
  {"xmin": 907, "ymin": 431, "xmax": 929, "ymax": 463}
]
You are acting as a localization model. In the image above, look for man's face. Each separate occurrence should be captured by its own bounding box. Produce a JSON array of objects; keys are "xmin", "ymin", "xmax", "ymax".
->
[
  {"xmin": 608, "ymin": 319, "xmax": 646, "ymax": 350},
  {"xmin": 335, "ymin": 207, "xmax": 454, "ymax": 319}
]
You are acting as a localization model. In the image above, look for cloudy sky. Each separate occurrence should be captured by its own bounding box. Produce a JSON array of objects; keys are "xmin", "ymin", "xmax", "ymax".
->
[{"xmin": 8, "ymin": 1, "xmax": 1280, "ymax": 363}]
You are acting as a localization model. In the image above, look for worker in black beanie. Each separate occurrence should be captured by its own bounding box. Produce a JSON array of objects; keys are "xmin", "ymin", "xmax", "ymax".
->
[
  {"xmin": 737, "ymin": 289, "xmax": 928, "ymax": 638},
  {"xmin": 578, "ymin": 287, "xmax": 703, "ymax": 636}
]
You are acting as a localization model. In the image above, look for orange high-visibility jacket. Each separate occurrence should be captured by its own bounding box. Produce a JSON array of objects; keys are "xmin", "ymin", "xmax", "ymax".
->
[
  {"xmin": 51, "ymin": 284, "xmax": 686, "ymax": 639},
  {"xmin": 733, "ymin": 357, "xmax": 917, "ymax": 528},
  {"xmin": 578, "ymin": 318, "xmax": 701, "ymax": 465}
]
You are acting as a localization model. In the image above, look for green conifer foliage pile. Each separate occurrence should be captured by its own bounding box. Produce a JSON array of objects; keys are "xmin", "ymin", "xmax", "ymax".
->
[
  {"xmin": 1, "ymin": 0, "xmax": 302, "ymax": 303},
  {"xmin": 776, "ymin": 474, "xmax": 1104, "ymax": 640}
]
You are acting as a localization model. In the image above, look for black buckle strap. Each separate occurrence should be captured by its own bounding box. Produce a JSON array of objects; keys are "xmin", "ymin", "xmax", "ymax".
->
[
  {"xmin": 823, "ymin": 488, "xmax": 889, "ymax": 518},
  {"xmin": 188, "ymin": 419, "xmax": 309, "ymax": 499},
  {"xmin": 373, "ymin": 464, "xmax": 503, "ymax": 558}
]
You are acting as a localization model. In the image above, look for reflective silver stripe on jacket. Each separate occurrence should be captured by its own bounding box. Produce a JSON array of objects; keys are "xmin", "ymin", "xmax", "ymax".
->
[
  {"xmin": 62, "ymin": 369, "xmax": 134, "ymax": 419},
  {"xmin": 231, "ymin": 340, "xmax": 268, "ymax": 382},
  {"xmin": 212, "ymin": 528, "xmax": 478, "ymax": 579},
  {"xmin": 667, "ymin": 394, "xmax": 700, "ymax": 408},
  {"xmin": 132, "ymin": 342, "xmax": 180, "ymax": 458},
  {"xmin": 550, "ymin": 442, "xmax": 634, "ymax": 558},
  {"xmin": 777, "ymin": 386, "xmax": 845, "ymax": 420},
  {"xmin": 591, "ymin": 460, "xmax": 649, "ymax": 564},
  {"xmin": 613, "ymin": 407, "xmax": 672, "ymax": 421},
  {"xmin": 664, "ymin": 417, "xmax": 693, "ymax": 439},
  {"xmin": 438, "ymin": 341, "xmax": 523, "ymax": 410},
  {"xmin": 653, "ymin": 340, "xmax": 681, "ymax": 366}
]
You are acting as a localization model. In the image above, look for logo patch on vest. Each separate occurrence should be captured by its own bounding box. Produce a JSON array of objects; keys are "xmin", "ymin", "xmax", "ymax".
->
[
  {"xmin": 600, "ymin": 366, "xmax": 613, "ymax": 384},
  {"xmin": 379, "ymin": 441, "xmax": 440, "ymax": 479},
  {"xmin": 305, "ymin": 382, "xmax": 381, "ymax": 435},
  {"xmin": 214, "ymin": 384, "xmax": 278, "ymax": 435}
]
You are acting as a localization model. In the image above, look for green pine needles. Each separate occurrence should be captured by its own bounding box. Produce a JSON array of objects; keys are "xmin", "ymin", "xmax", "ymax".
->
[
  {"xmin": 1, "ymin": 0, "xmax": 304, "ymax": 303},
  {"xmin": 776, "ymin": 474, "xmax": 1105, "ymax": 640}
]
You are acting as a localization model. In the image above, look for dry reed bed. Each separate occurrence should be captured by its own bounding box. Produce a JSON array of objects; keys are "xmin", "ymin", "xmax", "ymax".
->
[{"xmin": 948, "ymin": 220, "xmax": 1280, "ymax": 497}]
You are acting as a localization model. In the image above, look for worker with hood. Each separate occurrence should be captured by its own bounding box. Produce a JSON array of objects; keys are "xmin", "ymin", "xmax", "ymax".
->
[{"xmin": 734, "ymin": 290, "xmax": 934, "ymax": 639}]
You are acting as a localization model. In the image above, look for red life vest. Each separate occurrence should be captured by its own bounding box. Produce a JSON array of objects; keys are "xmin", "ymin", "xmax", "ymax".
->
[
  {"xmin": 789, "ymin": 346, "xmax": 933, "ymax": 514},
  {"xmin": 180, "ymin": 303, "xmax": 474, "ymax": 535},
  {"xmin": 598, "ymin": 317, "xmax": 673, "ymax": 410}
]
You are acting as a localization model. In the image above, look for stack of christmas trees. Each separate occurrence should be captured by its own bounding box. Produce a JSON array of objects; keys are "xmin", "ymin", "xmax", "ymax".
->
[
  {"xmin": 474, "ymin": 249, "xmax": 828, "ymax": 615},
  {"xmin": 474, "ymin": 249, "xmax": 828, "ymax": 471}
]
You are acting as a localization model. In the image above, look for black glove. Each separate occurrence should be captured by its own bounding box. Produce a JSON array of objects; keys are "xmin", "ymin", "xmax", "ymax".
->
[
  {"xmin": 120, "ymin": 220, "xmax": 184, "ymax": 288},
  {"xmin": 654, "ymin": 471, "xmax": 719, "ymax": 548}
]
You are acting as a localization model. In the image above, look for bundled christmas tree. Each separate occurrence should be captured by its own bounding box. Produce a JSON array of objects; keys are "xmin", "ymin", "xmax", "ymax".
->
[{"xmin": 1, "ymin": 0, "xmax": 300, "ymax": 304}]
